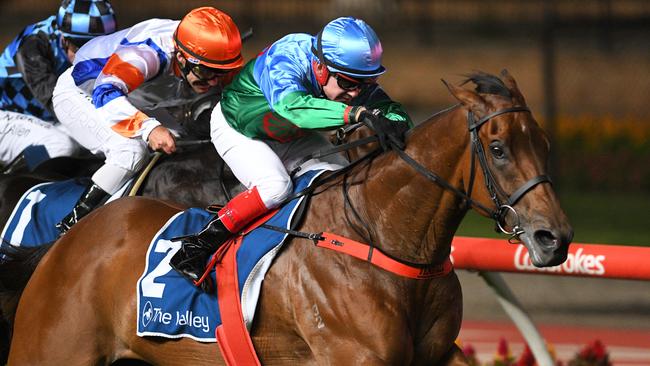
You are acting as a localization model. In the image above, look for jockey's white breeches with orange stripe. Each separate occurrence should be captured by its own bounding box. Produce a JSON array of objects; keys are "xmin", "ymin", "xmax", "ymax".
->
[{"xmin": 53, "ymin": 67, "xmax": 149, "ymax": 194}]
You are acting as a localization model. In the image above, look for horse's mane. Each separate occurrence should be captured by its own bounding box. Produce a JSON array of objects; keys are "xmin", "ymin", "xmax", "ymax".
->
[
  {"xmin": 462, "ymin": 71, "xmax": 511, "ymax": 98},
  {"xmin": 424, "ymin": 71, "xmax": 511, "ymax": 124}
]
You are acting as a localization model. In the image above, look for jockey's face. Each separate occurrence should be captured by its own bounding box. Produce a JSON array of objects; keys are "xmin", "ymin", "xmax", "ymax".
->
[
  {"xmin": 176, "ymin": 53, "xmax": 222, "ymax": 94},
  {"xmin": 322, "ymin": 73, "xmax": 376, "ymax": 104},
  {"xmin": 61, "ymin": 36, "xmax": 79, "ymax": 63},
  {"xmin": 322, "ymin": 74, "xmax": 359, "ymax": 104}
]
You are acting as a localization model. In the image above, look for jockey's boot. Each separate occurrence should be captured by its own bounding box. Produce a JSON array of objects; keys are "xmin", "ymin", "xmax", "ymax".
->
[
  {"xmin": 56, "ymin": 182, "xmax": 110, "ymax": 235},
  {"xmin": 169, "ymin": 217, "xmax": 230, "ymax": 292},
  {"xmin": 1, "ymin": 154, "xmax": 28, "ymax": 175},
  {"xmin": 170, "ymin": 187, "xmax": 268, "ymax": 292}
]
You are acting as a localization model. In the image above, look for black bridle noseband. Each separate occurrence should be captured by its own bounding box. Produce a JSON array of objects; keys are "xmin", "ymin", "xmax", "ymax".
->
[{"xmin": 395, "ymin": 105, "xmax": 552, "ymax": 243}]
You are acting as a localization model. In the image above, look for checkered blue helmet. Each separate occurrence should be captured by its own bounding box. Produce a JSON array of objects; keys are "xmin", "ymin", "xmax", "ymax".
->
[{"xmin": 57, "ymin": 0, "xmax": 117, "ymax": 47}]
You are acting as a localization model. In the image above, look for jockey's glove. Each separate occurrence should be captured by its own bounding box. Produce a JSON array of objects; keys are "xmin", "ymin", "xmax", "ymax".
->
[{"xmin": 355, "ymin": 108, "xmax": 409, "ymax": 151}]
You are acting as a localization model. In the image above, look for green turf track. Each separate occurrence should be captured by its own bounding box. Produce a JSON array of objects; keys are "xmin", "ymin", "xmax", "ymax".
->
[{"xmin": 456, "ymin": 190, "xmax": 650, "ymax": 247}]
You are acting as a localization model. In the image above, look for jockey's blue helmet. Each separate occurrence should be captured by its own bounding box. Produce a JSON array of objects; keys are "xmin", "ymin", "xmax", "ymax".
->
[
  {"xmin": 312, "ymin": 17, "xmax": 386, "ymax": 79},
  {"xmin": 57, "ymin": 0, "xmax": 117, "ymax": 47}
]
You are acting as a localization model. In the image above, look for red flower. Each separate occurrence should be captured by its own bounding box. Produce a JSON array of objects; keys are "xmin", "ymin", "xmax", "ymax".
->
[
  {"xmin": 571, "ymin": 339, "xmax": 611, "ymax": 366},
  {"xmin": 497, "ymin": 338, "xmax": 510, "ymax": 359},
  {"xmin": 463, "ymin": 344, "xmax": 476, "ymax": 357},
  {"xmin": 516, "ymin": 345, "xmax": 536, "ymax": 366},
  {"xmin": 590, "ymin": 340, "xmax": 607, "ymax": 360}
]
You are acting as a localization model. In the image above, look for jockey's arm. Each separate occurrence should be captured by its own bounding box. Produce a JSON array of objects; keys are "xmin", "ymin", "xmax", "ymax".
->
[
  {"xmin": 259, "ymin": 55, "xmax": 356, "ymax": 129},
  {"xmin": 90, "ymin": 44, "xmax": 164, "ymax": 142},
  {"xmin": 14, "ymin": 33, "xmax": 59, "ymax": 114}
]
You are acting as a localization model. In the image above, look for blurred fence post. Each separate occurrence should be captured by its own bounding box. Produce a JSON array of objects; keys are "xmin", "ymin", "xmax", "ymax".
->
[{"xmin": 479, "ymin": 271, "xmax": 554, "ymax": 366}]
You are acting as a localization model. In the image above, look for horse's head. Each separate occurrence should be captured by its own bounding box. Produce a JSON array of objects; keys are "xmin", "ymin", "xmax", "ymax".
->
[{"xmin": 445, "ymin": 70, "xmax": 573, "ymax": 267}]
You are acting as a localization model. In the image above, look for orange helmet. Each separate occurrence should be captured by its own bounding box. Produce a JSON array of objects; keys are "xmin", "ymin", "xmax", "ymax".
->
[{"xmin": 174, "ymin": 7, "xmax": 243, "ymax": 70}]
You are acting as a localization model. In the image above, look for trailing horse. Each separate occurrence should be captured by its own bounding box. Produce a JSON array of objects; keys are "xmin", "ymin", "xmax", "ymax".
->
[
  {"xmin": 0, "ymin": 143, "xmax": 242, "ymax": 236},
  {"xmin": 4, "ymin": 71, "xmax": 572, "ymax": 365},
  {"xmin": 0, "ymin": 142, "xmax": 242, "ymax": 364}
]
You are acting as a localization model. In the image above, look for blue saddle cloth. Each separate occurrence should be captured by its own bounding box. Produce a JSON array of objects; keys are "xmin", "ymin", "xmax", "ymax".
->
[
  {"xmin": 1, "ymin": 179, "xmax": 89, "ymax": 246},
  {"xmin": 136, "ymin": 169, "xmax": 325, "ymax": 342},
  {"xmin": 1, "ymin": 179, "xmax": 130, "ymax": 247}
]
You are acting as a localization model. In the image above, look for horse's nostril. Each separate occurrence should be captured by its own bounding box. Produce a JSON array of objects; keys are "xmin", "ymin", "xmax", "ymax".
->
[{"xmin": 534, "ymin": 230, "xmax": 559, "ymax": 250}]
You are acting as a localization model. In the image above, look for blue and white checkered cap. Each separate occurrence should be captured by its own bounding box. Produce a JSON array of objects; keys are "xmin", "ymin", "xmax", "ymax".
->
[{"xmin": 57, "ymin": 0, "xmax": 117, "ymax": 40}]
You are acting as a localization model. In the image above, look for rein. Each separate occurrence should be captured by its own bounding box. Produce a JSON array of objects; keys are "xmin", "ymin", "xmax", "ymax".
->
[
  {"xmin": 259, "ymin": 104, "xmax": 551, "ymax": 278},
  {"xmin": 394, "ymin": 106, "xmax": 552, "ymax": 242}
]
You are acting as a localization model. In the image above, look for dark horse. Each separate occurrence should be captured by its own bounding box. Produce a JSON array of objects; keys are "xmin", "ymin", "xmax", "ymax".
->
[
  {"xmin": 3, "ymin": 71, "xmax": 572, "ymax": 365},
  {"xmin": 0, "ymin": 143, "xmax": 242, "ymax": 232}
]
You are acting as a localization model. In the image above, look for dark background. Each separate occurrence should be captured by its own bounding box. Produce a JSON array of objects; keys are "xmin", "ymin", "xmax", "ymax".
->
[{"xmin": 2, "ymin": 0, "xmax": 649, "ymax": 244}]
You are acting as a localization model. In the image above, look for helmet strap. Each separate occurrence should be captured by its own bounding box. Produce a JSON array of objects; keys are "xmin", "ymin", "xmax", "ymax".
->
[
  {"xmin": 174, "ymin": 52, "xmax": 192, "ymax": 83},
  {"xmin": 313, "ymin": 31, "xmax": 329, "ymax": 86}
]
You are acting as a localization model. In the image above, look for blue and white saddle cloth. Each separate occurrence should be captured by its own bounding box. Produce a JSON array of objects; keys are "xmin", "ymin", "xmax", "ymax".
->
[
  {"xmin": 1, "ymin": 179, "xmax": 129, "ymax": 247},
  {"xmin": 136, "ymin": 169, "xmax": 326, "ymax": 342}
]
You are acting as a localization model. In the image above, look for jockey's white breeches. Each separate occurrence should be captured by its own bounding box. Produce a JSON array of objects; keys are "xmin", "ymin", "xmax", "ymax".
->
[
  {"xmin": 52, "ymin": 67, "xmax": 149, "ymax": 194},
  {"xmin": 0, "ymin": 109, "xmax": 79, "ymax": 166},
  {"xmin": 210, "ymin": 102, "xmax": 348, "ymax": 209}
]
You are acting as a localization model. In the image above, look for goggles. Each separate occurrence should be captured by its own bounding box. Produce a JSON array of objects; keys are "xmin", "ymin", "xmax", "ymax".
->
[
  {"xmin": 181, "ymin": 58, "xmax": 231, "ymax": 82},
  {"xmin": 334, "ymin": 73, "xmax": 377, "ymax": 92}
]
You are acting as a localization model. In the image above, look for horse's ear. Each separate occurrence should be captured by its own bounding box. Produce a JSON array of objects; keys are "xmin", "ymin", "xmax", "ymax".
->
[
  {"xmin": 441, "ymin": 79, "xmax": 488, "ymax": 116},
  {"xmin": 500, "ymin": 69, "xmax": 527, "ymax": 106}
]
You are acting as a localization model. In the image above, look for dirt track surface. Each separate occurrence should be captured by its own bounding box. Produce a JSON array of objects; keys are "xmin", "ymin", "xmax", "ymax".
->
[{"xmin": 458, "ymin": 270, "xmax": 650, "ymax": 330}]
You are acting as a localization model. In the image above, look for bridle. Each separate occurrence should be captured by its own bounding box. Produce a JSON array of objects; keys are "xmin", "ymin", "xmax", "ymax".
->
[
  {"xmin": 394, "ymin": 105, "xmax": 552, "ymax": 243},
  {"xmin": 259, "ymin": 104, "xmax": 552, "ymax": 274}
]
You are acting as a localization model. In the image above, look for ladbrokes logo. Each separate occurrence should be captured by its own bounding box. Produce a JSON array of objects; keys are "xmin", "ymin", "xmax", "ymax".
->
[{"xmin": 514, "ymin": 246, "xmax": 606, "ymax": 275}]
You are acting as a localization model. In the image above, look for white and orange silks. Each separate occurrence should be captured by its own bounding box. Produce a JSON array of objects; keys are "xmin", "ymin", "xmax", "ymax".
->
[{"xmin": 52, "ymin": 18, "xmax": 217, "ymax": 194}]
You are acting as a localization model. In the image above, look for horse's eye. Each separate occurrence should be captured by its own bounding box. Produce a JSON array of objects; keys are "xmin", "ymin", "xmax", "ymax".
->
[{"xmin": 489, "ymin": 143, "xmax": 505, "ymax": 159}]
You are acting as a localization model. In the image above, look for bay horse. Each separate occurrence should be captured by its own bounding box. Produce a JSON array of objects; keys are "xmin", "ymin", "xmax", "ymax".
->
[
  {"xmin": 4, "ymin": 71, "xmax": 572, "ymax": 365},
  {"xmin": 0, "ymin": 142, "xmax": 242, "ymax": 363}
]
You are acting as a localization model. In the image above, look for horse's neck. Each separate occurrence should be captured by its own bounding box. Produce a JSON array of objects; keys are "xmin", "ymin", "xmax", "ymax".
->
[{"xmin": 352, "ymin": 107, "xmax": 470, "ymax": 264}]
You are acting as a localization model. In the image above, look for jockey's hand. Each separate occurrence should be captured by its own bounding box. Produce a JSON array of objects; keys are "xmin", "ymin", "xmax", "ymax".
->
[
  {"xmin": 359, "ymin": 109, "xmax": 409, "ymax": 151},
  {"xmin": 148, "ymin": 126, "xmax": 177, "ymax": 154}
]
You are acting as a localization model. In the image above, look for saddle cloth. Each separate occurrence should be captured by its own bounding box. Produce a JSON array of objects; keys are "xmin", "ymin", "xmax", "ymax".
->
[
  {"xmin": 1, "ymin": 178, "xmax": 129, "ymax": 247},
  {"xmin": 136, "ymin": 169, "xmax": 325, "ymax": 342}
]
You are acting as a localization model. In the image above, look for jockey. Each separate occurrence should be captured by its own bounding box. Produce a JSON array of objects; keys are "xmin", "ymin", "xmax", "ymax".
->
[
  {"xmin": 52, "ymin": 7, "xmax": 243, "ymax": 234},
  {"xmin": 170, "ymin": 16, "xmax": 412, "ymax": 290},
  {"xmin": 0, "ymin": 0, "xmax": 117, "ymax": 174}
]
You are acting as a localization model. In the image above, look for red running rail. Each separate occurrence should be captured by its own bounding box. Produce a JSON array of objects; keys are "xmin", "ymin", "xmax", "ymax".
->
[{"xmin": 451, "ymin": 237, "xmax": 650, "ymax": 280}]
